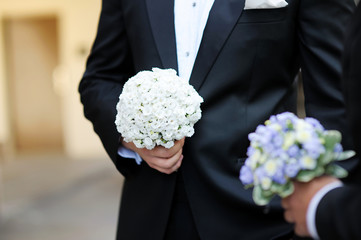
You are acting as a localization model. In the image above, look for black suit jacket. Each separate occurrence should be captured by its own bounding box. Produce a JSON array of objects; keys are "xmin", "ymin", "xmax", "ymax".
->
[
  {"xmin": 79, "ymin": 0, "xmax": 356, "ymax": 239},
  {"xmin": 315, "ymin": 4, "xmax": 361, "ymax": 240}
]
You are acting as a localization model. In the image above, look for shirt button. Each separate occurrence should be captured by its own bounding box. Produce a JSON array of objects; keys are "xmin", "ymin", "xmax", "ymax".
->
[
  {"xmin": 185, "ymin": 52, "xmax": 190, "ymax": 57},
  {"xmin": 192, "ymin": 2, "xmax": 197, "ymax": 7}
]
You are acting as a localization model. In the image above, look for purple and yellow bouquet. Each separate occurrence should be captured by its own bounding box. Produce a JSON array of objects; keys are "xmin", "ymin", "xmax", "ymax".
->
[{"xmin": 240, "ymin": 112, "xmax": 355, "ymax": 206}]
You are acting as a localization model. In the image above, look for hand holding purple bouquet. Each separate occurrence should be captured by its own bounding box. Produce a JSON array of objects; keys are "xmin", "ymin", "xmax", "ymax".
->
[{"xmin": 240, "ymin": 112, "xmax": 355, "ymax": 206}]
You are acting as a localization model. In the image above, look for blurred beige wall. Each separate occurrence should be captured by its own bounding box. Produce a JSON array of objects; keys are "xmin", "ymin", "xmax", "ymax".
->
[{"xmin": 0, "ymin": 0, "xmax": 107, "ymax": 160}]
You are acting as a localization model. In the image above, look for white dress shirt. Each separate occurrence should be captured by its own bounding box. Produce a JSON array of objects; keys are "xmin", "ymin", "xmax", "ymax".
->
[
  {"xmin": 118, "ymin": 0, "xmax": 215, "ymax": 163},
  {"xmin": 175, "ymin": 0, "xmax": 215, "ymax": 81}
]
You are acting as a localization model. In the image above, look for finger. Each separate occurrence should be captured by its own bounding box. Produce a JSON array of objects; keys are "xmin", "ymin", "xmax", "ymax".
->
[
  {"xmin": 136, "ymin": 146, "xmax": 173, "ymax": 161},
  {"xmin": 174, "ymin": 137, "xmax": 185, "ymax": 148},
  {"xmin": 121, "ymin": 139, "xmax": 137, "ymax": 152},
  {"xmin": 173, "ymin": 155, "xmax": 183, "ymax": 171},
  {"xmin": 153, "ymin": 148, "xmax": 183, "ymax": 170},
  {"xmin": 150, "ymin": 138, "xmax": 185, "ymax": 159},
  {"xmin": 144, "ymin": 147, "xmax": 183, "ymax": 173},
  {"xmin": 149, "ymin": 155, "xmax": 183, "ymax": 174},
  {"xmin": 150, "ymin": 146, "xmax": 177, "ymax": 159},
  {"xmin": 292, "ymin": 181, "xmax": 304, "ymax": 191},
  {"xmin": 281, "ymin": 197, "xmax": 290, "ymax": 209},
  {"xmin": 148, "ymin": 162, "xmax": 172, "ymax": 174},
  {"xmin": 283, "ymin": 209, "xmax": 294, "ymax": 223}
]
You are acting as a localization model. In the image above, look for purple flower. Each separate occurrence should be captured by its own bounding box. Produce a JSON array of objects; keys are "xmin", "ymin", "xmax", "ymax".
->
[
  {"xmin": 269, "ymin": 148, "xmax": 285, "ymax": 158},
  {"xmin": 254, "ymin": 167, "xmax": 267, "ymax": 181},
  {"xmin": 248, "ymin": 132, "xmax": 258, "ymax": 142},
  {"xmin": 239, "ymin": 166, "xmax": 254, "ymax": 185},
  {"xmin": 269, "ymin": 115, "xmax": 278, "ymax": 124},
  {"xmin": 287, "ymin": 145, "xmax": 300, "ymax": 158},
  {"xmin": 259, "ymin": 131, "xmax": 274, "ymax": 146},
  {"xmin": 254, "ymin": 125, "xmax": 269, "ymax": 136},
  {"xmin": 272, "ymin": 133, "xmax": 284, "ymax": 148},
  {"xmin": 263, "ymin": 142, "xmax": 275, "ymax": 154},
  {"xmin": 246, "ymin": 146, "xmax": 256, "ymax": 157},
  {"xmin": 303, "ymin": 138, "xmax": 325, "ymax": 159},
  {"xmin": 273, "ymin": 168, "xmax": 287, "ymax": 184},
  {"xmin": 305, "ymin": 117, "xmax": 324, "ymax": 131},
  {"xmin": 285, "ymin": 163, "xmax": 301, "ymax": 178},
  {"xmin": 275, "ymin": 112, "xmax": 298, "ymax": 126}
]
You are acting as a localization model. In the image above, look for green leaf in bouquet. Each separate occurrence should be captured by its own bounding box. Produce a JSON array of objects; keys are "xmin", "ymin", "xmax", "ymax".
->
[
  {"xmin": 318, "ymin": 150, "xmax": 335, "ymax": 165},
  {"xmin": 286, "ymin": 120, "xmax": 294, "ymax": 130},
  {"xmin": 325, "ymin": 164, "xmax": 348, "ymax": 178},
  {"xmin": 313, "ymin": 165, "xmax": 325, "ymax": 177},
  {"xmin": 278, "ymin": 181, "xmax": 294, "ymax": 198},
  {"xmin": 296, "ymin": 170, "xmax": 317, "ymax": 182},
  {"xmin": 323, "ymin": 130, "xmax": 341, "ymax": 150},
  {"xmin": 335, "ymin": 150, "xmax": 356, "ymax": 161},
  {"xmin": 253, "ymin": 185, "xmax": 272, "ymax": 206},
  {"xmin": 270, "ymin": 183, "xmax": 285, "ymax": 195}
]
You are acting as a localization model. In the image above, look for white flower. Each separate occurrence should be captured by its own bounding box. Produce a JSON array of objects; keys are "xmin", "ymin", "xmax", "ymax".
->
[
  {"xmin": 269, "ymin": 123, "xmax": 282, "ymax": 132},
  {"xmin": 300, "ymin": 156, "xmax": 317, "ymax": 170},
  {"xmin": 258, "ymin": 154, "xmax": 268, "ymax": 165},
  {"xmin": 247, "ymin": 149, "xmax": 261, "ymax": 169},
  {"xmin": 295, "ymin": 120, "xmax": 313, "ymax": 143},
  {"xmin": 264, "ymin": 160, "xmax": 278, "ymax": 176},
  {"xmin": 261, "ymin": 177, "xmax": 272, "ymax": 190},
  {"xmin": 115, "ymin": 68, "xmax": 203, "ymax": 149},
  {"xmin": 283, "ymin": 132, "xmax": 296, "ymax": 150}
]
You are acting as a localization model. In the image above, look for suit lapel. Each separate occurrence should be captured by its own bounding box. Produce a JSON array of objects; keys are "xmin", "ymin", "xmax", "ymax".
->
[
  {"xmin": 190, "ymin": 0, "xmax": 245, "ymax": 91},
  {"xmin": 145, "ymin": 0, "xmax": 245, "ymax": 90},
  {"xmin": 145, "ymin": 0, "xmax": 178, "ymax": 72}
]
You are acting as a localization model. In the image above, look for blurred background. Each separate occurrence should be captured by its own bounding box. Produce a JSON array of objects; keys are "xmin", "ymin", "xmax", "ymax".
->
[{"xmin": 0, "ymin": 0, "xmax": 123, "ymax": 239}]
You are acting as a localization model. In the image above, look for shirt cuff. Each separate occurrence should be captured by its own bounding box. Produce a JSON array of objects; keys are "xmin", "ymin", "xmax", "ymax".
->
[
  {"xmin": 306, "ymin": 180, "xmax": 343, "ymax": 240},
  {"xmin": 118, "ymin": 145, "xmax": 142, "ymax": 165}
]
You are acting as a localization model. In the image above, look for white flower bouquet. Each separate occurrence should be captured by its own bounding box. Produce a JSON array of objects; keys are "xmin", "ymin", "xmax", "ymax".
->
[
  {"xmin": 115, "ymin": 68, "xmax": 203, "ymax": 149},
  {"xmin": 239, "ymin": 112, "xmax": 355, "ymax": 206}
]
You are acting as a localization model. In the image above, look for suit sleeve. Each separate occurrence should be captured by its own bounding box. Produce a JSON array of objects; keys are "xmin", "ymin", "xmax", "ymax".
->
[
  {"xmin": 297, "ymin": 0, "xmax": 357, "ymax": 172},
  {"xmin": 315, "ymin": 186, "xmax": 361, "ymax": 239},
  {"xmin": 307, "ymin": 3, "xmax": 361, "ymax": 239},
  {"xmin": 342, "ymin": 4, "xmax": 361, "ymax": 183},
  {"xmin": 78, "ymin": 0, "xmax": 137, "ymax": 177}
]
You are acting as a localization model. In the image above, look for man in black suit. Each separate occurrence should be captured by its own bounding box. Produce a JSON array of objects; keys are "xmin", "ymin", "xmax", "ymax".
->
[
  {"xmin": 282, "ymin": 3, "xmax": 361, "ymax": 240},
  {"xmin": 79, "ymin": 0, "xmax": 356, "ymax": 239}
]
